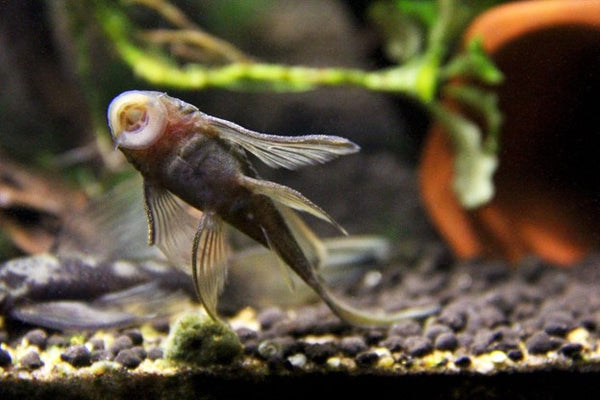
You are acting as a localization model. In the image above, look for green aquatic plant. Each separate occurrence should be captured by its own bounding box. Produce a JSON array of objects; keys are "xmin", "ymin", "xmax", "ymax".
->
[{"xmin": 90, "ymin": 0, "xmax": 503, "ymax": 206}]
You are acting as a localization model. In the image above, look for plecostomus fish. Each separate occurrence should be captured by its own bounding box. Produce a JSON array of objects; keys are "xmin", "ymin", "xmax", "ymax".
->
[
  {"xmin": 0, "ymin": 175, "xmax": 393, "ymax": 330},
  {"xmin": 107, "ymin": 90, "xmax": 437, "ymax": 326}
]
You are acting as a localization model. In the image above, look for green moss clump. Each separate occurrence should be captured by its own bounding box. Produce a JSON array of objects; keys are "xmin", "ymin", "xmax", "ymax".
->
[{"xmin": 163, "ymin": 312, "xmax": 242, "ymax": 366}]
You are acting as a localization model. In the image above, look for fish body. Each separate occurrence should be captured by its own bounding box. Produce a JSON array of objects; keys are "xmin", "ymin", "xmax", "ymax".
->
[
  {"xmin": 108, "ymin": 90, "xmax": 437, "ymax": 326},
  {"xmin": 149, "ymin": 133, "xmax": 315, "ymax": 284},
  {"xmin": 0, "ymin": 253, "xmax": 192, "ymax": 330},
  {"xmin": 0, "ymin": 167, "xmax": 398, "ymax": 331}
]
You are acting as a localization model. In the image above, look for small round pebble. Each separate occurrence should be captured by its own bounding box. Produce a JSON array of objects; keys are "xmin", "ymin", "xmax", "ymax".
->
[
  {"xmin": 526, "ymin": 332, "xmax": 563, "ymax": 354},
  {"xmin": 61, "ymin": 345, "xmax": 92, "ymax": 367},
  {"xmin": 339, "ymin": 336, "xmax": 367, "ymax": 356},
  {"xmin": 123, "ymin": 329, "xmax": 144, "ymax": 346},
  {"xmin": 543, "ymin": 313, "xmax": 574, "ymax": 337},
  {"xmin": 355, "ymin": 351, "xmax": 380, "ymax": 367},
  {"xmin": 20, "ymin": 350, "xmax": 44, "ymax": 369},
  {"xmin": 244, "ymin": 340, "xmax": 259, "ymax": 356},
  {"xmin": 152, "ymin": 319, "xmax": 171, "ymax": 333},
  {"xmin": 479, "ymin": 305, "xmax": 508, "ymax": 328},
  {"xmin": 235, "ymin": 328, "xmax": 258, "ymax": 341},
  {"xmin": 434, "ymin": 332, "xmax": 459, "ymax": 351},
  {"xmin": 364, "ymin": 329, "xmax": 386, "ymax": 345},
  {"xmin": 457, "ymin": 333, "xmax": 474, "ymax": 348},
  {"xmin": 403, "ymin": 336, "xmax": 433, "ymax": 357},
  {"xmin": 454, "ymin": 355, "xmax": 471, "ymax": 367},
  {"xmin": 388, "ymin": 320, "xmax": 422, "ymax": 337},
  {"xmin": 286, "ymin": 353, "xmax": 307, "ymax": 369},
  {"xmin": 110, "ymin": 335, "xmax": 134, "ymax": 355},
  {"xmin": 579, "ymin": 317, "xmax": 596, "ymax": 331},
  {"xmin": 424, "ymin": 324, "xmax": 452, "ymax": 340},
  {"xmin": 471, "ymin": 330, "xmax": 501, "ymax": 355},
  {"xmin": 130, "ymin": 346, "xmax": 147, "ymax": 360},
  {"xmin": 114, "ymin": 349, "xmax": 142, "ymax": 369},
  {"xmin": 0, "ymin": 348, "xmax": 12, "ymax": 367},
  {"xmin": 147, "ymin": 347, "xmax": 164, "ymax": 360},
  {"xmin": 507, "ymin": 349, "xmax": 524, "ymax": 361},
  {"xmin": 559, "ymin": 343, "xmax": 583, "ymax": 358},
  {"xmin": 89, "ymin": 338, "xmax": 105, "ymax": 351},
  {"xmin": 437, "ymin": 309, "xmax": 467, "ymax": 331},
  {"xmin": 24, "ymin": 329, "xmax": 48, "ymax": 349},
  {"xmin": 303, "ymin": 342, "xmax": 337, "ymax": 364},
  {"xmin": 380, "ymin": 335, "xmax": 403, "ymax": 352}
]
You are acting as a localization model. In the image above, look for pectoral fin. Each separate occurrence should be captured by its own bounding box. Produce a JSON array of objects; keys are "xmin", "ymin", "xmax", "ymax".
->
[
  {"xmin": 206, "ymin": 115, "xmax": 359, "ymax": 170},
  {"xmin": 57, "ymin": 176, "xmax": 161, "ymax": 261},
  {"xmin": 239, "ymin": 175, "xmax": 347, "ymax": 235},
  {"xmin": 143, "ymin": 181, "xmax": 198, "ymax": 272},
  {"xmin": 192, "ymin": 212, "xmax": 229, "ymax": 320}
]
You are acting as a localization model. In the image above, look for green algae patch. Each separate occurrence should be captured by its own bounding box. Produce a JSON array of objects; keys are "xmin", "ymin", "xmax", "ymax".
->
[{"xmin": 163, "ymin": 312, "xmax": 242, "ymax": 366}]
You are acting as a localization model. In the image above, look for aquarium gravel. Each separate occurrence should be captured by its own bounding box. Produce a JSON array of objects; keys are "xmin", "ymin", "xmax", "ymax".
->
[{"xmin": 1, "ymin": 249, "xmax": 600, "ymax": 398}]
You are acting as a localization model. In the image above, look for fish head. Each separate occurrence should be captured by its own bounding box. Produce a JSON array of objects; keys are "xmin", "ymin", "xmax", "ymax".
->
[{"xmin": 107, "ymin": 90, "xmax": 169, "ymax": 150}]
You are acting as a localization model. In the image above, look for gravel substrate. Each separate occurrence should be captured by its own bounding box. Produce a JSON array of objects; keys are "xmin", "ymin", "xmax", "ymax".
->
[{"xmin": 2, "ymin": 247, "xmax": 600, "ymax": 399}]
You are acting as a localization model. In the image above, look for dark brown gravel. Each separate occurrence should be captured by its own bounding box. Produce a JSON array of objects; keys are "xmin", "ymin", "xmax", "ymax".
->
[
  {"xmin": 109, "ymin": 335, "xmax": 134, "ymax": 355},
  {"xmin": 88, "ymin": 338, "xmax": 105, "ymax": 351},
  {"xmin": 0, "ymin": 349, "xmax": 11, "ymax": 367},
  {"xmin": 388, "ymin": 320, "xmax": 422, "ymax": 337},
  {"xmin": 61, "ymin": 345, "xmax": 92, "ymax": 367},
  {"xmin": 379, "ymin": 335, "xmax": 403, "ymax": 352},
  {"xmin": 303, "ymin": 342, "xmax": 337, "ymax": 364},
  {"xmin": 453, "ymin": 355, "xmax": 471, "ymax": 367},
  {"xmin": 219, "ymin": 251, "xmax": 600, "ymax": 373},
  {"xmin": 19, "ymin": 350, "xmax": 43, "ymax": 369},
  {"xmin": 147, "ymin": 347, "xmax": 163, "ymax": 360},
  {"xmin": 130, "ymin": 346, "xmax": 147, "ymax": 360},
  {"xmin": 526, "ymin": 332, "xmax": 564, "ymax": 354},
  {"xmin": 24, "ymin": 329, "xmax": 47, "ymax": 349},
  {"xmin": 559, "ymin": 342, "xmax": 583, "ymax": 358},
  {"xmin": 403, "ymin": 335, "xmax": 433, "ymax": 357},
  {"xmin": 339, "ymin": 336, "xmax": 367, "ymax": 356},
  {"xmin": 2, "ymin": 250, "xmax": 600, "ymax": 388},
  {"xmin": 355, "ymin": 350, "xmax": 379, "ymax": 366},
  {"xmin": 507, "ymin": 349, "xmax": 524, "ymax": 361},
  {"xmin": 114, "ymin": 349, "xmax": 143, "ymax": 369},
  {"xmin": 123, "ymin": 329, "xmax": 144, "ymax": 346},
  {"xmin": 434, "ymin": 332, "xmax": 458, "ymax": 350}
]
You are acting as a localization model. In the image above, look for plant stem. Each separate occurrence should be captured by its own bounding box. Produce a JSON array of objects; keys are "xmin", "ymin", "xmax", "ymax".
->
[{"xmin": 95, "ymin": 2, "xmax": 440, "ymax": 102}]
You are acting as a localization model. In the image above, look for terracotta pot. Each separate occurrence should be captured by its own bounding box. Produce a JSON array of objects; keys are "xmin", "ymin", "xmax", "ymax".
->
[{"xmin": 419, "ymin": 0, "xmax": 600, "ymax": 266}]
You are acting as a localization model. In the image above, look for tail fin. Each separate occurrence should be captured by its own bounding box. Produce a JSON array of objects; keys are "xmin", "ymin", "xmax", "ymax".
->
[{"xmin": 313, "ymin": 274, "xmax": 439, "ymax": 327}]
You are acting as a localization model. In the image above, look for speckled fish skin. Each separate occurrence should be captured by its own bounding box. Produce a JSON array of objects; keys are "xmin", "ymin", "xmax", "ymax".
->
[
  {"xmin": 107, "ymin": 90, "xmax": 438, "ymax": 326},
  {"xmin": 0, "ymin": 254, "xmax": 192, "ymax": 330}
]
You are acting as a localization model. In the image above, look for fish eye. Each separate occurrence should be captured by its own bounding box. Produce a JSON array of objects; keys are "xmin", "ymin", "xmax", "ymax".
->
[{"xmin": 107, "ymin": 91, "xmax": 167, "ymax": 150}]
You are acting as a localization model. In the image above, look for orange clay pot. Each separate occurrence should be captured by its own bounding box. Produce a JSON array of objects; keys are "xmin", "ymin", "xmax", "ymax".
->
[{"xmin": 419, "ymin": 0, "xmax": 600, "ymax": 266}]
